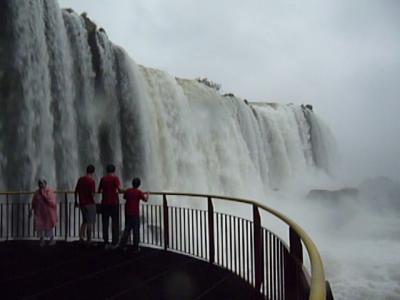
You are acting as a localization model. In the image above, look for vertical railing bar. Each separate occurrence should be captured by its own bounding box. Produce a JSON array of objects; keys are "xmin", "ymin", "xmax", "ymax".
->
[
  {"xmin": 223, "ymin": 214, "xmax": 227, "ymax": 268},
  {"xmin": 278, "ymin": 237, "xmax": 282, "ymax": 300},
  {"xmin": 16, "ymin": 196, "xmax": 19, "ymax": 238},
  {"xmin": 6, "ymin": 194, "xmax": 9, "ymax": 241},
  {"xmin": 222, "ymin": 214, "xmax": 226, "ymax": 267},
  {"xmin": 275, "ymin": 235, "xmax": 278, "ymax": 300},
  {"xmin": 207, "ymin": 197, "xmax": 215, "ymax": 264},
  {"xmin": 178, "ymin": 207, "xmax": 182, "ymax": 252},
  {"xmin": 78, "ymin": 201, "xmax": 81, "ymax": 239},
  {"xmin": 22, "ymin": 200, "xmax": 25, "ymax": 238},
  {"xmin": 199, "ymin": 210, "xmax": 203, "ymax": 258},
  {"xmin": 11, "ymin": 194, "xmax": 14, "ymax": 239},
  {"xmin": 183, "ymin": 208, "xmax": 187, "ymax": 253},
  {"xmin": 146, "ymin": 205, "xmax": 149, "ymax": 244},
  {"xmin": 171, "ymin": 207, "xmax": 174, "ymax": 250},
  {"xmin": 250, "ymin": 221, "xmax": 254, "ymax": 286},
  {"xmin": 174, "ymin": 207, "xmax": 178, "ymax": 250},
  {"xmin": 236, "ymin": 218, "xmax": 243, "ymax": 277},
  {"xmin": 247, "ymin": 220, "xmax": 250, "ymax": 285},
  {"xmin": 96, "ymin": 205, "xmax": 99, "ymax": 239},
  {"xmin": 158, "ymin": 205, "xmax": 162, "ymax": 246},
  {"xmin": 228, "ymin": 215, "xmax": 233, "ymax": 271},
  {"xmin": 0, "ymin": 201, "xmax": 3, "ymax": 238},
  {"xmin": 195, "ymin": 210, "xmax": 199, "ymax": 257},
  {"xmin": 279, "ymin": 241, "xmax": 283, "ymax": 300},
  {"xmin": 151, "ymin": 205, "xmax": 154, "ymax": 245},
  {"xmin": 216, "ymin": 213, "xmax": 219, "ymax": 264},
  {"xmin": 233, "ymin": 217, "xmax": 237, "ymax": 274},
  {"xmin": 191, "ymin": 209, "xmax": 194, "ymax": 256},
  {"xmin": 264, "ymin": 230, "xmax": 268, "ymax": 298},
  {"xmin": 163, "ymin": 194, "xmax": 169, "ymax": 250},
  {"xmin": 269, "ymin": 233, "xmax": 273, "ymax": 299},
  {"xmin": 272, "ymin": 235, "xmax": 275, "ymax": 299},
  {"xmin": 119, "ymin": 202, "xmax": 123, "ymax": 238},
  {"xmin": 73, "ymin": 200, "xmax": 76, "ymax": 238},
  {"xmin": 240, "ymin": 218, "xmax": 242, "ymax": 278},
  {"xmin": 264, "ymin": 229, "xmax": 267, "ymax": 298},
  {"xmin": 64, "ymin": 193, "xmax": 68, "ymax": 241},
  {"xmin": 168, "ymin": 207, "xmax": 172, "ymax": 249}
]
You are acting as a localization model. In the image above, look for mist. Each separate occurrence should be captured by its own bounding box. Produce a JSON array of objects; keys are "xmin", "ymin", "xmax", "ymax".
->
[{"xmin": 58, "ymin": 0, "xmax": 400, "ymax": 183}]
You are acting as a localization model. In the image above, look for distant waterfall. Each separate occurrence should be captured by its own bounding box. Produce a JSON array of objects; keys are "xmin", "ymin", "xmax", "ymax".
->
[{"xmin": 0, "ymin": 0, "xmax": 336, "ymax": 197}]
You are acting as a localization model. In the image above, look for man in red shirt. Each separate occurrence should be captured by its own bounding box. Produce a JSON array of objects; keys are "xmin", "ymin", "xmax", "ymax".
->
[
  {"xmin": 74, "ymin": 165, "xmax": 96, "ymax": 244},
  {"xmin": 98, "ymin": 164, "xmax": 123, "ymax": 249},
  {"xmin": 119, "ymin": 177, "xmax": 149, "ymax": 252}
]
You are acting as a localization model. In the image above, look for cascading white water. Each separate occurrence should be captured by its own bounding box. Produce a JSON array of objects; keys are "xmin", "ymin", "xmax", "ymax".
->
[
  {"xmin": 0, "ymin": 1, "xmax": 335, "ymax": 195},
  {"xmin": 0, "ymin": 0, "xmax": 358, "ymax": 298}
]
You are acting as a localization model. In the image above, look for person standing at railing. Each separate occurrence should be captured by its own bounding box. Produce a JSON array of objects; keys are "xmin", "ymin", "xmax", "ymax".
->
[
  {"xmin": 119, "ymin": 177, "xmax": 149, "ymax": 252},
  {"xmin": 98, "ymin": 164, "xmax": 123, "ymax": 250},
  {"xmin": 31, "ymin": 179, "xmax": 58, "ymax": 247},
  {"xmin": 74, "ymin": 164, "xmax": 96, "ymax": 245}
]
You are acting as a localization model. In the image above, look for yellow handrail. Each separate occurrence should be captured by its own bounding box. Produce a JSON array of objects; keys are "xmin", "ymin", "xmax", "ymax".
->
[{"xmin": 1, "ymin": 190, "xmax": 326, "ymax": 300}]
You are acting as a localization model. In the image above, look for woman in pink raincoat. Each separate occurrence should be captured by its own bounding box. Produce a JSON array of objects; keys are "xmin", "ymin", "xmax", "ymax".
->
[{"xmin": 31, "ymin": 179, "xmax": 58, "ymax": 246}]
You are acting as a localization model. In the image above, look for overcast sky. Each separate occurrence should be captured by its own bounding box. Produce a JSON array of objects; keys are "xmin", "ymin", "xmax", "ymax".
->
[{"xmin": 58, "ymin": 0, "xmax": 400, "ymax": 183}]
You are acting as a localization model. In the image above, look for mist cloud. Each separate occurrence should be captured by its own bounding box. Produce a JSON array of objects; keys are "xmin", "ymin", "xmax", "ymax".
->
[{"xmin": 58, "ymin": 0, "xmax": 400, "ymax": 182}]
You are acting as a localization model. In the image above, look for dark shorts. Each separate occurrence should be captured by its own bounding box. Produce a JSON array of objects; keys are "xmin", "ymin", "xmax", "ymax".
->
[{"xmin": 81, "ymin": 204, "xmax": 96, "ymax": 224}]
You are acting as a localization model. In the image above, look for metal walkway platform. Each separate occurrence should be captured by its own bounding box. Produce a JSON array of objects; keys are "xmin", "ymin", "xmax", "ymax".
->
[{"xmin": 0, "ymin": 241, "xmax": 259, "ymax": 300}]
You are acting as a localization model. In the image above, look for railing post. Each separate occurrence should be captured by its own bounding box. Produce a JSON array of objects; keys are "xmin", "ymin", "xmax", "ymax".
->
[
  {"xmin": 6, "ymin": 194, "xmax": 9, "ymax": 242},
  {"xmin": 64, "ymin": 192, "xmax": 68, "ymax": 241},
  {"xmin": 253, "ymin": 204, "xmax": 263, "ymax": 293},
  {"xmin": 289, "ymin": 227, "xmax": 303, "ymax": 263},
  {"xmin": 284, "ymin": 227, "xmax": 304, "ymax": 300},
  {"xmin": 207, "ymin": 197, "xmax": 215, "ymax": 264},
  {"xmin": 163, "ymin": 194, "xmax": 169, "ymax": 250},
  {"xmin": 326, "ymin": 280, "xmax": 334, "ymax": 300}
]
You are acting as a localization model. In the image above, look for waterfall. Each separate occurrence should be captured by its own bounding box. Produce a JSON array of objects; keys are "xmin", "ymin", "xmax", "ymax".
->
[{"xmin": 0, "ymin": 0, "xmax": 336, "ymax": 196}]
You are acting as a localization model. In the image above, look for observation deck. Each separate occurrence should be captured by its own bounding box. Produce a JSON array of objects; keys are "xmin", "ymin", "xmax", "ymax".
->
[{"xmin": 0, "ymin": 191, "xmax": 334, "ymax": 300}]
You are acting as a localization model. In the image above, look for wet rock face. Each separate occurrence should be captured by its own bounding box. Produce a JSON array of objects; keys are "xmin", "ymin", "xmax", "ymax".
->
[{"xmin": 307, "ymin": 188, "xmax": 359, "ymax": 201}]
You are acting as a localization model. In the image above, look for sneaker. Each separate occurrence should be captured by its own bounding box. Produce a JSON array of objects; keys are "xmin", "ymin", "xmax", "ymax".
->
[
  {"xmin": 104, "ymin": 243, "xmax": 111, "ymax": 250},
  {"xmin": 48, "ymin": 239, "xmax": 56, "ymax": 246},
  {"xmin": 39, "ymin": 239, "xmax": 46, "ymax": 247}
]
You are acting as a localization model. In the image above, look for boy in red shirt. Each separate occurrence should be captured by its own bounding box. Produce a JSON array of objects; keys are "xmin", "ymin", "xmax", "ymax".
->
[
  {"xmin": 98, "ymin": 164, "xmax": 123, "ymax": 249},
  {"xmin": 74, "ymin": 165, "xmax": 96, "ymax": 244},
  {"xmin": 120, "ymin": 177, "xmax": 149, "ymax": 252}
]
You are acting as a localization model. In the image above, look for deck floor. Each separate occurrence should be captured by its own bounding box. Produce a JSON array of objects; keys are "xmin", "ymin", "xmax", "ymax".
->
[{"xmin": 0, "ymin": 241, "xmax": 259, "ymax": 300}]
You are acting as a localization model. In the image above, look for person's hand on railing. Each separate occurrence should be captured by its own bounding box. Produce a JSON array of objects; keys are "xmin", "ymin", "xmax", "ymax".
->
[
  {"xmin": 74, "ymin": 201, "xmax": 79, "ymax": 208},
  {"xmin": 28, "ymin": 209, "xmax": 33, "ymax": 218}
]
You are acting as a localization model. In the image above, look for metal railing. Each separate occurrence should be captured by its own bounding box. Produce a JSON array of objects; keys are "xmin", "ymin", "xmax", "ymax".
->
[{"xmin": 0, "ymin": 191, "xmax": 333, "ymax": 300}]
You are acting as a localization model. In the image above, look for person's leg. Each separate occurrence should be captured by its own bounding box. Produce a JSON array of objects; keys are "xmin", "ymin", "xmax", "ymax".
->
[
  {"xmin": 111, "ymin": 205, "xmax": 120, "ymax": 246},
  {"xmin": 39, "ymin": 230, "xmax": 45, "ymax": 247},
  {"xmin": 80, "ymin": 207, "xmax": 88, "ymax": 242},
  {"xmin": 86, "ymin": 205, "xmax": 96, "ymax": 243},
  {"xmin": 80, "ymin": 223, "xmax": 87, "ymax": 241},
  {"xmin": 120, "ymin": 216, "xmax": 133, "ymax": 248},
  {"xmin": 47, "ymin": 229, "xmax": 56, "ymax": 246},
  {"xmin": 132, "ymin": 216, "xmax": 140, "ymax": 252},
  {"xmin": 102, "ymin": 205, "xmax": 110, "ymax": 245}
]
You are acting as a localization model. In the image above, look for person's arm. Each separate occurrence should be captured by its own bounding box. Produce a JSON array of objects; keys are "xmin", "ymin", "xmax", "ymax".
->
[
  {"xmin": 97, "ymin": 178, "xmax": 103, "ymax": 193},
  {"xmin": 142, "ymin": 191, "xmax": 149, "ymax": 202},
  {"xmin": 116, "ymin": 177, "xmax": 124, "ymax": 194}
]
